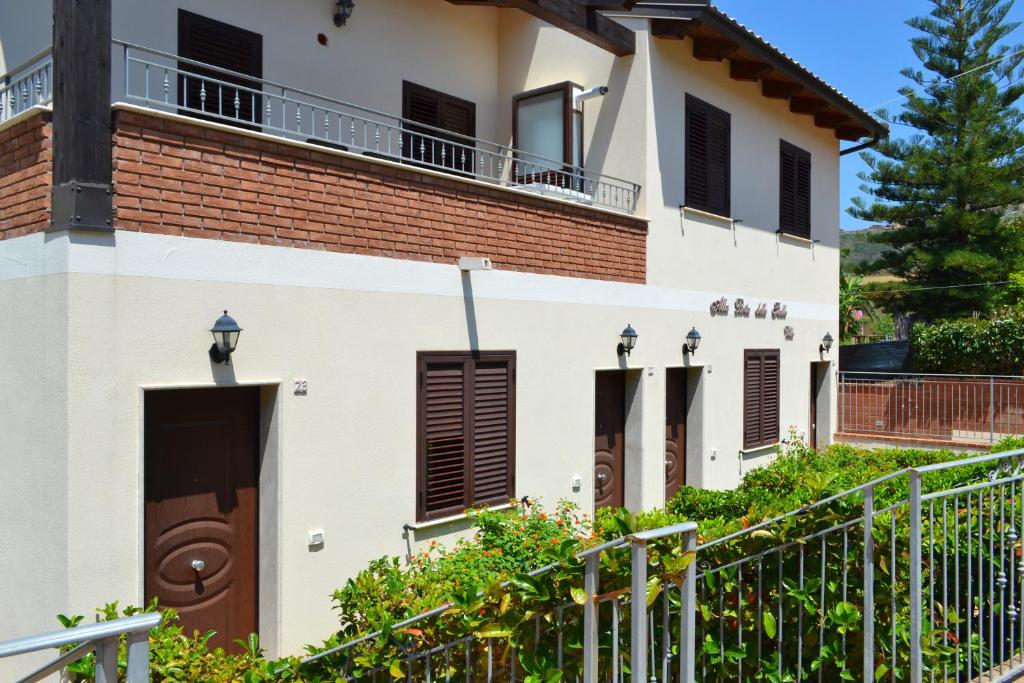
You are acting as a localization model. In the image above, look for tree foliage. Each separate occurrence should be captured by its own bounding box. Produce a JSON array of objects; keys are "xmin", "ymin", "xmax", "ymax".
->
[
  {"xmin": 850, "ymin": 0, "xmax": 1024, "ymax": 319},
  {"xmin": 912, "ymin": 314, "xmax": 1024, "ymax": 373}
]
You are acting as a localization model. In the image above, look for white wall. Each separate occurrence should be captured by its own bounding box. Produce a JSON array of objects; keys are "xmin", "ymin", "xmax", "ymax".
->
[{"xmin": 0, "ymin": 229, "xmax": 838, "ymax": 660}]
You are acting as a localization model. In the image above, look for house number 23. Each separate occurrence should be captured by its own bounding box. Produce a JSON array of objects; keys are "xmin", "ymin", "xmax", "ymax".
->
[{"xmin": 293, "ymin": 379, "xmax": 308, "ymax": 395}]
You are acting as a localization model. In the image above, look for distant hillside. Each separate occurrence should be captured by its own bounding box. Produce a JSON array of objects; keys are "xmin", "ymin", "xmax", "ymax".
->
[{"xmin": 841, "ymin": 224, "xmax": 898, "ymax": 273}]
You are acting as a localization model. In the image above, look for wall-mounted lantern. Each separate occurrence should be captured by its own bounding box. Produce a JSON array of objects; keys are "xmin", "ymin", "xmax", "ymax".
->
[
  {"xmin": 333, "ymin": 0, "xmax": 355, "ymax": 26},
  {"xmin": 617, "ymin": 324, "xmax": 637, "ymax": 357},
  {"xmin": 209, "ymin": 310, "xmax": 242, "ymax": 365},
  {"xmin": 682, "ymin": 327, "xmax": 702, "ymax": 356},
  {"xmin": 820, "ymin": 332, "xmax": 834, "ymax": 354}
]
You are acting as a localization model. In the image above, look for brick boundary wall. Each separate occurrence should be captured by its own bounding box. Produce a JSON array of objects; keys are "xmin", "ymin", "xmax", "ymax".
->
[
  {"xmin": 0, "ymin": 111, "xmax": 52, "ymax": 239},
  {"xmin": 112, "ymin": 110, "xmax": 648, "ymax": 282}
]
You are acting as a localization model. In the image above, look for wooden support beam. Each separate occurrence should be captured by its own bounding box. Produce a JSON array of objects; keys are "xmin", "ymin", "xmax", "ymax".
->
[
  {"xmin": 51, "ymin": 0, "xmax": 113, "ymax": 232},
  {"xmin": 835, "ymin": 125, "xmax": 871, "ymax": 142},
  {"xmin": 762, "ymin": 80, "xmax": 803, "ymax": 99},
  {"xmin": 447, "ymin": 0, "xmax": 635, "ymax": 55},
  {"xmin": 651, "ymin": 18, "xmax": 700, "ymax": 40},
  {"xmin": 729, "ymin": 60, "xmax": 772, "ymax": 82},
  {"xmin": 692, "ymin": 36, "xmax": 739, "ymax": 61},
  {"xmin": 814, "ymin": 111, "xmax": 850, "ymax": 129},
  {"xmin": 790, "ymin": 96, "xmax": 828, "ymax": 115}
]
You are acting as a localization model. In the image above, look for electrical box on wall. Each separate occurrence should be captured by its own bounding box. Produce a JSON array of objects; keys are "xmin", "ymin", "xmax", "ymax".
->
[{"xmin": 308, "ymin": 529, "xmax": 325, "ymax": 548}]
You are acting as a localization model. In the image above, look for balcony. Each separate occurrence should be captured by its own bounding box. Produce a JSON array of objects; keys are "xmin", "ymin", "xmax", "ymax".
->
[{"xmin": 1, "ymin": 42, "xmax": 640, "ymax": 215}]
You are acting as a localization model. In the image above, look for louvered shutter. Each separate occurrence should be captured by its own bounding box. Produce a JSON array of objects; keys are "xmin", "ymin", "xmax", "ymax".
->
[
  {"xmin": 178, "ymin": 11, "xmax": 262, "ymax": 127},
  {"xmin": 685, "ymin": 96, "xmax": 709, "ymax": 211},
  {"xmin": 417, "ymin": 352, "xmax": 515, "ymax": 522},
  {"xmin": 743, "ymin": 351, "xmax": 763, "ymax": 449},
  {"xmin": 471, "ymin": 357, "xmax": 514, "ymax": 506},
  {"xmin": 761, "ymin": 351, "xmax": 780, "ymax": 446},
  {"xmin": 685, "ymin": 95, "xmax": 730, "ymax": 216},
  {"xmin": 779, "ymin": 141, "xmax": 811, "ymax": 238},
  {"xmin": 403, "ymin": 82, "xmax": 476, "ymax": 174},
  {"xmin": 744, "ymin": 350, "xmax": 781, "ymax": 449},
  {"xmin": 419, "ymin": 357, "xmax": 470, "ymax": 520}
]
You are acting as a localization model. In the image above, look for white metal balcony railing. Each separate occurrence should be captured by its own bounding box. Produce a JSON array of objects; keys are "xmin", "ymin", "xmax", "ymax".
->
[
  {"xmin": 0, "ymin": 43, "xmax": 641, "ymax": 214},
  {"xmin": 0, "ymin": 48, "xmax": 52, "ymax": 123}
]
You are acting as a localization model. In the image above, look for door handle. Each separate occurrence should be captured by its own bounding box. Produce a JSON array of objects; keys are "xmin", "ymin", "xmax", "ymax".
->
[
  {"xmin": 596, "ymin": 473, "xmax": 608, "ymax": 483},
  {"xmin": 191, "ymin": 559, "xmax": 206, "ymax": 573}
]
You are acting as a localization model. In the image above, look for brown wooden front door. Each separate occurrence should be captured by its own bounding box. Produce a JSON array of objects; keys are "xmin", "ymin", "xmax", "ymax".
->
[
  {"xmin": 144, "ymin": 387, "xmax": 260, "ymax": 651},
  {"xmin": 665, "ymin": 368, "xmax": 687, "ymax": 501},
  {"xmin": 809, "ymin": 364, "xmax": 819, "ymax": 450},
  {"xmin": 594, "ymin": 371, "xmax": 625, "ymax": 509}
]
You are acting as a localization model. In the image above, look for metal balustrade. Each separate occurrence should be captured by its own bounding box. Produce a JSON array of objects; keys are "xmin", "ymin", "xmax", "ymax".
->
[
  {"xmin": 0, "ymin": 43, "xmax": 641, "ymax": 213},
  {"xmin": 303, "ymin": 449, "xmax": 1024, "ymax": 682},
  {"xmin": 0, "ymin": 48, "xmax": 53, "ymax": 124},
  {"xmin": 0, "ymin": 612, "xmax": 159, "ymax": 683},
  {"xmin": 839, "ymin": 372, "xmax": 1024, "ymax": 445},
  {"xmin": 114, "ymin": 40, "xmax": 641, "ymax": 214}
]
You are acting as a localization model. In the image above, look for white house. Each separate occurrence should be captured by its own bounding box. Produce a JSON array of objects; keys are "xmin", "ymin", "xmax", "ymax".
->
[{"xmin": 0, "ymin": 0, "xmax": 885, "ymax": 674}]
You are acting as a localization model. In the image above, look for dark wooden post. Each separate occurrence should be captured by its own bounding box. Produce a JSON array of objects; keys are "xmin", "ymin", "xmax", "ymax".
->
[{"xmin": 51, "ymin": 0, "xmax": 113, "ymax": 232}]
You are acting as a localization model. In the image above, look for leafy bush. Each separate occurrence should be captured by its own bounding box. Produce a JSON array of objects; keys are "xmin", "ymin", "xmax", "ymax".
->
[
  {"xmin": 57, "ymin": 601, "xmax": 304, "ymax": 682},
  {"xmin": 912, "ymin": 315, "xmax": 1024, "ymax": 374}
]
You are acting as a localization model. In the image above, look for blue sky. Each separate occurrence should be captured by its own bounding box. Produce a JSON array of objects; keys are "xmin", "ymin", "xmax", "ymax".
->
[{"xmin": 714, "ymin": 0, "xmax": 1024, "ymax": 231}]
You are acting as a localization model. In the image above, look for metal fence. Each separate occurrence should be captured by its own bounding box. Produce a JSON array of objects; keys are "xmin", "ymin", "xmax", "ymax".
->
[
  {"xmin": 0, "ymin": 48, "xmax": 52, "ymax": 124},
  {"xmin": 300, "ymin": 449, "xmax": 1024, "ymax": 682},
  {"xmin": 839, "ymin": 372, "xmax": 1024, "ymax": 445},
  {"xmin": 114, "ymin": 40, "xmax": 641, "ymax": 214},
  {"xmin": 0, "ymin": 612, "xmax": 159, "ymax": 683}
]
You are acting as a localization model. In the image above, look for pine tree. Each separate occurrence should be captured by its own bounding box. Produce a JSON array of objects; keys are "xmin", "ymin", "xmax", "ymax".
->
[{"xmin": 850, "ymin": 0, "xmax": 1024, "ymax": 319}]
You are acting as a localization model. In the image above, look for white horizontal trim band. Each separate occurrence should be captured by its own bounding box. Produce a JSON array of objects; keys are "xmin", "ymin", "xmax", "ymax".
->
[{"xmin": 0, "ymin": 231, "xmax": 839, "ymax": 320}]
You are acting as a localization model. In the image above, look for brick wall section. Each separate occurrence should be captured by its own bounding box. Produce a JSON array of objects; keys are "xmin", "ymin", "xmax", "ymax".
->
[
  {"xmin": 112, "ymin": 110, "xmax": 647, "ymax": 282},
  {"xmin": 0, "ymin": 112, "xmax": 52, "ymax": 239}
]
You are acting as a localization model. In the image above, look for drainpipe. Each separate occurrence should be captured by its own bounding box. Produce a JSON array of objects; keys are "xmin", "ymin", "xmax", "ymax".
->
[{"xmin": 839, "ymin": 133, "xmax": 881, "ymax": 157}]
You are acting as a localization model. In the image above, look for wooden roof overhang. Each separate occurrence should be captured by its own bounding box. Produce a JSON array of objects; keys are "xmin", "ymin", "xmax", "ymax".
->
[
  {"xmin": 447, "ymin": 0, "xmax": 887, "ymax": 143},
  {"xmin": 638, "ymin": 3, "xmax": 887, "ymax": 142}
]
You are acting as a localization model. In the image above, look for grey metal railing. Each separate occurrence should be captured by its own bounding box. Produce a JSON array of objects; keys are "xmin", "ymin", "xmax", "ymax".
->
[
  {"xmin": 0, "ymin": 612, "xmax": 159, "ymax": 683},
  {"xmin": 839, "ymin": 371, "xmax": 1024, "ymax": 445},
  {"xmin": 114, "ymin": 40, "xmax": 641, "ymax": 214},
  {"xmin": 307, "ymin": 449, "xmax": 1024, "ymax": 681},
  {"xmin": 0, "ymin": 48, "xmax": 53, "ymax": 124}
]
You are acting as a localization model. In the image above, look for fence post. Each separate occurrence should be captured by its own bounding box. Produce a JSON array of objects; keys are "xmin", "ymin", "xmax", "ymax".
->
[
  {"xmin": 583, "ymin": 553, "xmax": 599, "ymax": 683},
  {"xmin": 679, "ymin": 526, "xmax": 697, "ymax": 683},
  {"xmin": 990, "ymin": 376, "xmax": 996, "ymax": 444},
  {"xmin": 840, "ymin": 371, "xmax": 846, "ymax": 434},
  {"xmin": 862, "ymin": 484, "xmax": 875, "ymax": 680},
  {"xmin": 908, "ymin": 469, "xmax": 923, "ymax": 682},
  {"xmin": 125, "ymin": 627, "xmax": 150, "ymax": 682},
  {"xmin": 94, "ymin": 636, "xmax": 118, "ymax": 683},
  {"xmin": 630, "ymin": 535, "xmax": 648, "ymax": 683}
]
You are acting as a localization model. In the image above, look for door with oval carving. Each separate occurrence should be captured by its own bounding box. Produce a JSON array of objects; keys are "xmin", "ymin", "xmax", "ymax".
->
[
  {"xmin": 665, "ymin": 368, "xmax": 687, "ymax": 501},
  {"xmin": 144, "ymin": 387, "xmax": 259, "ymax": 652},
  {"xmin": 594, "ymin": 371, "xmax": 625, "ymax": 510}
]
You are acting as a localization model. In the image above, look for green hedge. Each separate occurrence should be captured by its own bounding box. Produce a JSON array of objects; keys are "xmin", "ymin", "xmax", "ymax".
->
[
  {"xmin": 61, "ymin": 440, "xmax": 1011, "ymax": 681},
  {"xmin": 912, "ymin": 316, "xmax": 1024, "ymax": 374}
]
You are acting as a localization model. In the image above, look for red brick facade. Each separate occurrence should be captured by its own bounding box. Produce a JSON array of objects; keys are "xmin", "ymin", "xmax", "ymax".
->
[
  {"xmin": 112, "ymin": 110, "xmax": 647, "ymax": 282},
  {"xmin": 0, "ymin": 112, "xmax": 52, "ymax": 239}
]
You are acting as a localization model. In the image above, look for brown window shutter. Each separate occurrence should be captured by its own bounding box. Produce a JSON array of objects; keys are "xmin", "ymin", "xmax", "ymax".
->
[
  {"xmin": 418, "ymin": 357, "xmax": 470, "ymax": 520},
  {"xmin": 686, "ymin": 94, "xmax": 730, "ymax": 216},
  {"xmin": 402, "ymin": 82, "xmax": 476, "ymax": 174},
  {"xmin": 417, "ymin": 352, "xmax": 515, "ymax": 522},
  {"xmin": 685, "ymin": 95, "xmax": 709, "ymax": 211},
  {"xmin": 471, "ymin": 355, "xmax": 515, "ymax": 506},
  {"xmin": 779, "ymin": 140, "xmax": 811, "ymax": 238},
  {"xmin": 761, "ymin": 350, "xmax": 780, "ymax": 446},
  {"xmin": 743, "ymin": 351, "xmax": 763, "ymax": 449},
  {"xmin": 177, "ymin": 11, "xmax": 262, "ymax": 127}
]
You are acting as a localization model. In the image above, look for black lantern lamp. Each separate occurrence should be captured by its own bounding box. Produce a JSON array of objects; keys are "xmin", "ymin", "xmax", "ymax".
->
[
  {"xmin": 820, "ymin": 332, "xmax": 834, "ymax": 354},
  {"xmin": 209, "ymin": 310, "xmax": 242, "ymax": 364},
  {"xmin": 333, "ymin": 0, "xmax": 354, "ymax": 26},
  {"xmin": 682, "ymin": 327, "xmax": 702, "ymax": 356},
  {"xmin": 617, "ymin": 324, "xmax": 638, "ymax": 357}
]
